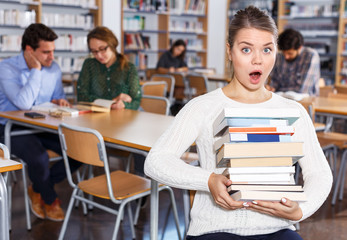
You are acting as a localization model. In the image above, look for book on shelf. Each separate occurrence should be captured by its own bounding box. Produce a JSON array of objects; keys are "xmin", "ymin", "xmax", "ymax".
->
[
  {"xmin": 214, "ymin": 118, "xmax": 293, "ymax": 136},
  {"xmin": 76, "ymin": 99, "xmax": 115, "ymax": 113},
  {"xmin": 214, "ymin": 133, "xmax": 293, "ymax": 151},
  {"xmin": 213, "ymin": 108, "xmax": 300, "ymax": 136},
  {"xmin": 216, "ymin": 142, "xmax": 304, "ymax": 167},
  {"xmin": 227, "ymin": 184, "xmax": 303, "ymax": 192},
  {"xmin": 229, "ymin": 190, "xmax": 307, "ymax": 202},
  {"xmin": 217, "ymin": 156, "xmax": 298, "ymax": 168}
]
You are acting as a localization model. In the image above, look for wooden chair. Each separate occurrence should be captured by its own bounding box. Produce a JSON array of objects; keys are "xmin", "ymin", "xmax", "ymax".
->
[
  {"xmin": 185, "ymin": 73, "xmax": 209, "ymax": 99},
  {"xmin": 57, "ymin": 123, "xmax": 181, "ymax": 240},
  {"xmin": 169, "ymin": 72, "xmax": 188, "ymax": 103},
  {"xmin": 145, "ymin": 68, "xmax": 158, "ymax": 81},
  {"xmin": 141, "ymin": 81, "xmax": 167, "ymax": 97},
  {"xmin": 335, "ymin": 85, "xmax": 347, "ymax": 94},
  {"xmin": 319, "ymin": 85, "xmax": 335, "ymax": 97},
  {"xmin": 140, "ymin": 95, "xmax": 171, "ymax": 115},
  {"xmin": 150, "ymin": 74, "xmax": 176, "ymax": 105}
]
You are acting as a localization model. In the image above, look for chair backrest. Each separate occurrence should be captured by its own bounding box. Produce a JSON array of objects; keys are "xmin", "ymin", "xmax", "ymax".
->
[
  {"xmin": 186, "ymin": 73, "xmax": 209, "ymax": 99},
  {"xmin": 58, "ymin": 124, "xmax": 106, "ymax": 167},
  {"xmin": 169, "ymin": 72, "xmax": 187, "ymax": 102},
  {"xmin": 150, "ymin": 74, "xmax": 175, "ymax": 104},
  {"xmin": 319, "ymin": 85, "xmax": 335, "ymax": 97},
  {"xmin": 335, "ymin": 85, "xmax": 347, "ymax": 94},
  {"xmin": 0, "ymin": 143, "xmax": 9, "ymax": 159},
  {"xmin": 141, "ymin": 81, "xmax": 167, "ymax": 97},
  {"xmin": 140, "ymin": 95, "xmax": 170, "ymax": 116},
  {"xmin": 145, "ymin": 68, "xmax": 158, "ymax": 81},
  {"xmin": 328, "ymin": 92, "xmax": 347, "ymax": 99}
]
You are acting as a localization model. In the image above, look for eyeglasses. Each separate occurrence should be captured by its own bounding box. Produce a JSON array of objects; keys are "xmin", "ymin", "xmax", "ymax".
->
[{"xmin": 90, "ymin": 46, "xmax": 109, "ymax": 55}]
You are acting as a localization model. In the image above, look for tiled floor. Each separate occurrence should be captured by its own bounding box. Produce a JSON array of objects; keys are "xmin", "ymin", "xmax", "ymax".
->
[{"xmin": 8, "ymin": 155, "xmax": 347, "ymax": 240}]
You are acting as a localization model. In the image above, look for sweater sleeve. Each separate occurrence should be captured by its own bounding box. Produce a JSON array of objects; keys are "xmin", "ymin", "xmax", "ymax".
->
[{"xmin": 144, "ymin": 98, "xmax": 213, "ymax": 191}]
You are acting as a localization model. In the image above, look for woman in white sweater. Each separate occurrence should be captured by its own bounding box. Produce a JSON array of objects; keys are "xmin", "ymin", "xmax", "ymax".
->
[{"xmin": 144, "ymin": 6, "xmax": 332, "ymax": 240}]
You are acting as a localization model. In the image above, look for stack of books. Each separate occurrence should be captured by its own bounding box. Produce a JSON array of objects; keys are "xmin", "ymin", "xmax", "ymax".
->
[{"xmin": 213, "ymin": 108, "xmax": 307, "ymax": 202}]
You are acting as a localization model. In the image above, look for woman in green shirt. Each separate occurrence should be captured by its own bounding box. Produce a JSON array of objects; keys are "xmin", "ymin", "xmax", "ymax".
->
[{"xmin": 77, "ymin": 26, "xmax": 141, "ymax": 110}]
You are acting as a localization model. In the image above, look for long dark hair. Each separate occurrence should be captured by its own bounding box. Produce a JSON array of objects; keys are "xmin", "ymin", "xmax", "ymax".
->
[
  {"xmin": 87, "ymin": 26, "xmax": 128, "ymax": 70},
  {"xmin": 169, "ymin": 39, "xmax": 186, "ymax": 60},
  {"xmin": 227, "ymin": 6, "xmax": 278, "ymax": 78}
]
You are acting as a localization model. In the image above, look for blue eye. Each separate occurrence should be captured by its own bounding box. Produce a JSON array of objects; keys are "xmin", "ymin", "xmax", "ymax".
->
[
  {"xmin": 242, "ymin": 48, "xmax": 251, "ymax": 53},
  {"xmin": 264, "ymin": 48, "xmax": 271, "ymax": 53}
]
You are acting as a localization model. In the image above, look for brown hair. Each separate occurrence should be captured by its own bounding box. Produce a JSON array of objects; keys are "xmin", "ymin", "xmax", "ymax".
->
[
  {"xmin": 227, "ymin": 6, "xmax": 278, "ymax": 77},
  {"xmin": 87, "ymin": 26, "xmax": 128, "ymax": 70}
]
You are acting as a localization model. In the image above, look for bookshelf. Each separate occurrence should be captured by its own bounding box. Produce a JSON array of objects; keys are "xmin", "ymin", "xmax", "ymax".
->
[
  {"xmin": 121, "ymin": 0, "xmax": 208, "ymax": 70},
  {"xmin": 277, "ymin": 0, "xmax": 340, "ymax": 85},
  {"xmin": 0, "ymin": 0, "xmax": 102, "ymax": 103}
]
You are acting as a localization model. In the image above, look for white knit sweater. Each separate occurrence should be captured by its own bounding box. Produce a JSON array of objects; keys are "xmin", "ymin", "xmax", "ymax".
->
[{"xmin": 144, "ymin": 88, "xmax": 332, "ymax": 236}]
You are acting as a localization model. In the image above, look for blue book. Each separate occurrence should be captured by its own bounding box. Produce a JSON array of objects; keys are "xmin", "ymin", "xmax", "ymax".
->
[
  {"xmin": 214, "ymin": 118, "xmax": 289, "ymax": 136},
  {"xmin": 214, "ymin": 133, "xmax": 292, "ymax": 151}
]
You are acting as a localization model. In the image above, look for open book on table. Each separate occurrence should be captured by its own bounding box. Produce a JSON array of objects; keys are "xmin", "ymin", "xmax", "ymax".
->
[
  {"xmin": 76, "ymin": 99, "xmax": 115, "ymax": 113},
  {"xmin": 31, "ymin": 102, "xmax": 91, "ymax": 117}
]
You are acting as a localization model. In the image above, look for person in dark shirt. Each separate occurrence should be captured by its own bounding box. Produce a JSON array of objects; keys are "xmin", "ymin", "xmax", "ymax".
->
[{"xmin": 156, "ymin": 39, "xmax": 189, "ymax": 73}]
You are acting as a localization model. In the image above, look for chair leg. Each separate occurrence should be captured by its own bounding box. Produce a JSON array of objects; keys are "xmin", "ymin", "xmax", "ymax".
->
[
  {"xmin": 163, "ymin": 186, "xmax": 182, "ymax": 240},
  {"xmin": 182, "ymin": 189, "xmax": 190, "ymax": 239},
  {"xmin": 127, "ymin": 202, "xmax": 136, "ymax": 239},
  {"xmin": 133, "ymin": 198, "xmax": 142, "ymax": 225},
  {"xmin": 339, "ymin": 153, "xmax": 347, "ymax": 201},
  {"xmin": 112, "ymin": 202, "xmax": 126, "ymax": 240},
  {"xmin": 332, "ymin": 149, "xmax": 347, "ymax": 205},
  {"xmin": 58, "ymin": 189, "xmax": 77, "ymax": 240},
  {"xmin": 21, "ymin": 162, "xmax": 31, "ymax": 230}
]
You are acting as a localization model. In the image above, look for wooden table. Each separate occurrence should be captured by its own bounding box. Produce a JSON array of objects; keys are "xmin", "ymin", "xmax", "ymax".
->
[
  {"xmin": 0, "ymin": 109, "xmax": 174, "ymax": 240},
  {"xmin": 0, "ymin": 158, "xmax": 22, "ymax": 240}
]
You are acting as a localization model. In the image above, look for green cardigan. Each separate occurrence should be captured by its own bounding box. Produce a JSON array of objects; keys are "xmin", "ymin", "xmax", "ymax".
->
[{"xmin": 77, "ymin": 57, "xmax": 141, "ymax": 110}]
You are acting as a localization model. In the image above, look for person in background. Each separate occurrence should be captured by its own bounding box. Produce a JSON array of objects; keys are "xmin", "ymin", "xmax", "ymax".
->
[
  {"xmin": 268, "ymin": 28, "xmax": 320, "ymax": 96},
  {"xmin": 145, "ymin": 6, "xmax": 332, "ymax": 240},
  {"xmin": 0, "ymin": 23, "xmax": 81, "ymax": 222},
  {"xmin": 77, "ymin": 26, "xmax": 141, "ymax": 110},
  {"xmin": 156, "ymin": 39, "xmax": 189, "ymax": 73},
  {"xmin": 77, "ymin": 26, "xmax": 146, "ymax": 186}
]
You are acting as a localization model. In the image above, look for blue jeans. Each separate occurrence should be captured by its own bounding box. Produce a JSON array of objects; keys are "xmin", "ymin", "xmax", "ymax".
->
[
  {"xmin": 0, "ymin": 125, "xmax": 81, "ymax": 204},
  {"xmin": 187, "ymin": 229, "xmax": 303, "ymax": 240}
]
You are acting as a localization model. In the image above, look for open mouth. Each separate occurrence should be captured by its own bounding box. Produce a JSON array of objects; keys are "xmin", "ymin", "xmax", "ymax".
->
[{"xmin": 249, "ymin": 71, "xmax": 262, "ymax": 77}]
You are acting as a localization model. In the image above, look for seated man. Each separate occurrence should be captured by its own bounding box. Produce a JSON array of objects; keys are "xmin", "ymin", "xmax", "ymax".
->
[
  {"xmin": 0, "ymin": 23, "xmax": 80, "ymax": 221},
  {"xmin": 268, "ymin": 28, "xmax": 320, "ymax": 96}
]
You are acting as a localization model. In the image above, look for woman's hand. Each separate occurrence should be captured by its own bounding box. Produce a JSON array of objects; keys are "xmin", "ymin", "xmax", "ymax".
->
[
  {"xmin": 208, "ymin": 173, "xmax": 244, "ymax": 210},
  {"xmin": 111, "ymin": 93, "xmax": 132, "ymax": 110},
  {"xmin": 51, "ymin": 99, "xmax": 71, "ymax": 107},
  {"xmin": 246, "ymin": 198, "xmax": 303, "ymax": 221}
]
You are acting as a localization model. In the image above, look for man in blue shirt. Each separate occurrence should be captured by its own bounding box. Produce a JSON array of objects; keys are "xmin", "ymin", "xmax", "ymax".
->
[{"xmin": 0, "ymin": 23, "xmax": 80, "ymax": 222}]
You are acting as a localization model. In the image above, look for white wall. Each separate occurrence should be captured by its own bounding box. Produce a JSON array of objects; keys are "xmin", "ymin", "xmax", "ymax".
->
[
  {"xmin": 103, "ymin": 0, "xmax": 227, "ymax": 74},
  {"xmin": 207, "ymin": 0, "xmax": 227, "ymax": 74}
]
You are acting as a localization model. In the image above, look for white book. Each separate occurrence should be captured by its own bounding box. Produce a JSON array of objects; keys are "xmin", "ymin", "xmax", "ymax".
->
[
  {"xmin": 223, "ymin": 166, "xmax": 295, "ymax": 175},
  {"xmin": 213, "ymin": 108, "xmax": 300, "ymax": 136},
  {"xmin": 226, "ymin": 173, "xmax": 293, "ymax": 183}
]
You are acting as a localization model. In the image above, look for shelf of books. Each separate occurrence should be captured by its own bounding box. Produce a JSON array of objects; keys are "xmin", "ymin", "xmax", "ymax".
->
[
  {"xmin": 213, "ymin": 108, "xmax": 307, "ymax": 202},
  {"xmin": 0, "ymin": 0, "xmax": 102, "ymax": 103},
  {"xmin": 121, "ymin": 0, "xmax": 208, "ymax": 70},
  {"xmin": 277, "ymin": 0, "xmax": 340, "ymax": 85}
]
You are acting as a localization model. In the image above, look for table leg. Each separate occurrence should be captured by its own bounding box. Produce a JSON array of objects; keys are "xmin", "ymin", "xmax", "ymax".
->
[
  {"xmin": 0, "ymin": 173, "xmax": 9, "ymax": 240},
  {"xmin": 150, "ymin": 179, "xmax": 158, "ymax": 240}
]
